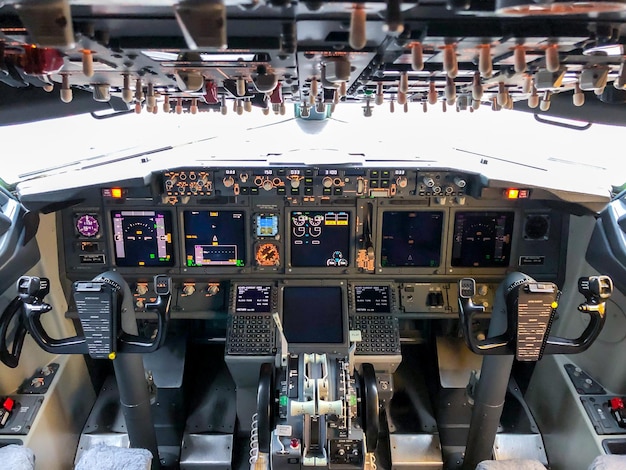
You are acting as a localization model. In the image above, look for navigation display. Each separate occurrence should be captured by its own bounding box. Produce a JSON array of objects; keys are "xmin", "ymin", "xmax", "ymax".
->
[
  {"xmin": 290, "ymin": 211, "xmax": 351, "ymax": 267},
  {"xmin": 183, "ymin": 211, "xmax": 246, "ymax": 267},
  {"xmin": 235, "ymin": 285, "xmax": 272, "ymax": 313},
  {"xmin": 451, "ymin": 211, "xmax": 514, "ymax": 267},
  {"xmin": 111, "ymin": 211, "xmax": 174, "ymax": 267},
  {"xmin": 354, "ymin": 285, "xmax": 391, "ymax": 313},
  {"xmin": 282, "ymin": 286, "xmax": 344, "ymax": 343},
  {"xmin": 381, "ymin": 211, "xmax": 443, "ymax": 267}
]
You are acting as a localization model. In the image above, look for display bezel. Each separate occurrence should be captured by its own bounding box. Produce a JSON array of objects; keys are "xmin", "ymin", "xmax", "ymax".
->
[
  {"xmin": 179, "ymin": 208, "xmax": 250, "ymax": 273},
  {"xmin": 285, "ymin": 207, "xmax": 355, "ymax": 273},
  {"xmin": 446, "ymin": 207, "xmax": 519, "ymax": 275},
  {"xmin": 375, "ymin": 209, "xmax": 447, "ymax": 275},
  {"xmin": 279, "ymin": 281, "xmax": 349, "ymax": 354},
  {"xmin": 109, "ymin": 209, "xmax": 176, "ymax": 269}
]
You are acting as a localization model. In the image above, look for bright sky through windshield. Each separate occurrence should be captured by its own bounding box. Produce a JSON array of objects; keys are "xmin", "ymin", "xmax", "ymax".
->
[{"xmin": 1, "ymin": 105, "xmax": 623, "ymax": 192}]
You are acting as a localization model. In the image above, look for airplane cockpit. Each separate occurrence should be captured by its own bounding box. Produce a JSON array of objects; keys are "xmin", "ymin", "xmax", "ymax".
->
[{"xmin": 1, "ymin": 1, "xmax": 626, "ymax": 470}]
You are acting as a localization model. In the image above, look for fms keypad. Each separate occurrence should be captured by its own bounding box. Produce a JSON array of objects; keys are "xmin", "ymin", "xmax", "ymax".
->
[
  {"xmin": 226, "ymin": 314, "xmax": 275, "ymax": 355},
  {"xmin": 350, "ymin": 314, "xmax": 401, "ymax": 355}
]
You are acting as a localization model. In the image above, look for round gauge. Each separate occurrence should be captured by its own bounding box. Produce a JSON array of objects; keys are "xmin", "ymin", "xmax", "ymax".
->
[
  {"xmin": 292, "ymin": 214, "xmax": 307, "ymax": 227},
  {"xmin": 76, "ymin": 214, "xmax": 100, "ymax": 237},
  {"xmin": 309, "ymin": 214, "xmax": 324, "ymax": 226},
  {"xmin": 256, "ymin": 243, "xmax": 280, "ymax": 266}
]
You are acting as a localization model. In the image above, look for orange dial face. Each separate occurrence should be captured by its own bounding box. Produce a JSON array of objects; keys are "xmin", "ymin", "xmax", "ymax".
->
[{"xmin": 256, "ymin": 243, "xmax": 280, "ymax": 266}]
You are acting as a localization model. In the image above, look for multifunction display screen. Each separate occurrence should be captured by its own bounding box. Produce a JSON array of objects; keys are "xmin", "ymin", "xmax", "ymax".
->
[
  {"xmin": 354, "ymin": 285, "xmax": 391, "ymax": 313},
  {"xmin": 381, "ymin": 211, "xmax": 443, "ymax": 267},
  {"xmin": 290, "ymin": 211, "xmax": 351, "ymax": 267},
  {"xmin": 183, "ymin": 211, "xmax": 246, "ymax": 267},
  {"xmin": 451, "ymin": 211, "xmax": 514, "ymax": 267},
  {"xmin": 235, "ymin": 285, "xmax": 272, "ymax": 313},
  {"xmin": 111, "ymin": 211, "xmax": 174, "ymax": 267},
  {"xmin": 282, "ymin": 286, "xmax": 344, "ymax": 344}
]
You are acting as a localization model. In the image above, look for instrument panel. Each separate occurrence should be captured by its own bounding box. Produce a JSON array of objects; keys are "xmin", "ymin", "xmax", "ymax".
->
[{"xmin": 59, "ymin": 166, "xmax": 567, "ymax": 318}]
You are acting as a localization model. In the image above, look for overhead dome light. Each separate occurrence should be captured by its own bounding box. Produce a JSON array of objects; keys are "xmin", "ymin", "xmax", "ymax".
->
[{"xmin": 496, "ymin": 0, "xmax": 626, "ymax": 15}]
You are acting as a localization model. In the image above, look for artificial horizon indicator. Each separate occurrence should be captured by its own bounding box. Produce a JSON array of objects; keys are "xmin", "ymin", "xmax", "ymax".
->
[{"xmin": 111, "ymin": 211, "xmax": 174, "ymax": 267}]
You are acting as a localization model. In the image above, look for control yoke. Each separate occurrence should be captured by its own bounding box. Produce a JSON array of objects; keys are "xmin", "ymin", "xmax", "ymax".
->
[
  {"xmin": 459, "ymin": 273, "xmax": 613, "ymax": 470},
  {"xmin": 18, "ymin": 272, "xmax": 171, "ymax": 358},
  {"xmin": 458, "ymin": 273, "xmax": 613, "ymax": 360}
]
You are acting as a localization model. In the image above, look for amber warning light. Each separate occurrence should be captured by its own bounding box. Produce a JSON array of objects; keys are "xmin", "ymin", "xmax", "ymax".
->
[
  {"xmin": 102, "ymin": 188, "xmax": 124, "ymax": 198},
  {"xmin": 504, "ymin": 188, "xmax": 530, "ymax": 199}
]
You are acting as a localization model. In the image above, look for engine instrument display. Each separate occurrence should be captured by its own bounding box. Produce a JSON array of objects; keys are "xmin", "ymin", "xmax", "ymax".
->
[
  {"xmin": 111, "ymin": 211, "xmax": 174, "ymax": 267},
  {"xmin": 354, "ymin": 285, "xmax": 391, "ymax": 313},
  {"xmin": 451, "ymin": 211, "xmax": 514, "ymax": 267},
  {"xmin": 290, "ymin": 211, "xmax": 351, "ymax": 267},
  {"xmin": 183, "ymin": 211, "xmax": 246, "ymax": 267},
  {"xmin": 282, "ymin": 286, "xmax": 344, "ymax": 344},
  {"xmin": 235, "ymin": 285, "xmax": 272, "ymax": 313},
  {"xmin": 381, "ymin": 211, "xmax": 444, "ymax": 267}
]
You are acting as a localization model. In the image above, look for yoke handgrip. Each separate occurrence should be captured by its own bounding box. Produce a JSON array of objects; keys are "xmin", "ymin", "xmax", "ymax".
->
[
  {"xmin": 543, "ymin": 275, "xmax": 612, "ymax": 355},
  {"xmin": 458, "ymin": 278, "xmax": 510, "ymax": 355},
  {"xmin": 24, "ymin": 301, "xmax": 88, "ymax": 354},
  {"xmin": 20, "ymin": 276, "xmax": 88, "ymax": 355},
  {"xmin": 118, "ymin": 276, "xmax": 171, "ymax": 353},
  {"xmin": 0, "ymin": 297, "xmax": 29, "ymax": 368}
]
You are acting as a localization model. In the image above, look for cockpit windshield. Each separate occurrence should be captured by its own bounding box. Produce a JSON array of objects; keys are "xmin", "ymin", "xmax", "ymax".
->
[{"xmin": 1, "ymin": 106, "xmax": 623, "ymax": 197}]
